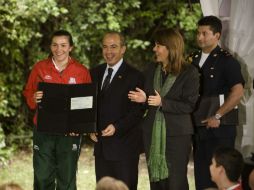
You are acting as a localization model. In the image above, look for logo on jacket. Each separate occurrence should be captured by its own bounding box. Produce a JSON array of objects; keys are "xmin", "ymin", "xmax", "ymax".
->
[
  {"xmin": 68, "ymin": 77, "xmax": 76, "ymax": 84},
  {"xmin": 34, "ymin": 145, "xmax": 39, "ymax": 151},
  {"xmin": 72, "ymin": 144, "xmax": 78, "ymax": 151},
  {"xmin": 44, "ymin": 75, "xmax": 52, "ymax": 80}
]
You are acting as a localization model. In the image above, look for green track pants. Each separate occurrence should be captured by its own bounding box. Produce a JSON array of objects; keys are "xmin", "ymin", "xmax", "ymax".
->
[{"xmin": 33, "ymin": 130, "xmax": 82, "ymax": 190}]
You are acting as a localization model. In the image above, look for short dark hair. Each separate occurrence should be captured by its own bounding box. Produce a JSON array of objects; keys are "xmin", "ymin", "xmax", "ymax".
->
[
  {"xmin": 103, "ymin": 31, "xmax": 126, "ymax": 46},
  {"xmin": 50, "ymin": 30, "xmax": 74, "ymax": 46},
  {"xmin": 198, "ymin": 15, "xmax": 222, "ymax": 35},
  {"xmin": 213, "ymin": 147, "xmax": 244, "ymax": 182}
]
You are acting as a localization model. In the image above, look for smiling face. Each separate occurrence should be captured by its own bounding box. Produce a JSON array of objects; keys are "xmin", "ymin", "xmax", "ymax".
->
[
  {"xmin": 153, "ymin": 42, "xmax": 169, "ymax": 66},
  {"xmin": 197, "ymin": 25, "xmax": 220, "ymax": 53},
  {"xmin": 102, "ymin": 33, "xmax": 126, "ymax": 66},
  {"xmin": 50, "ymin": 35, "xmax": 73, "ymax": 64}
]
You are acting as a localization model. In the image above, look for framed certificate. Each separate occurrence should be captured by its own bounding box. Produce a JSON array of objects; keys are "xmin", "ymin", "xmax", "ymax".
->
[{"xmin": 37, "ymin": 82, "xmax": 97, "ymax": 134}]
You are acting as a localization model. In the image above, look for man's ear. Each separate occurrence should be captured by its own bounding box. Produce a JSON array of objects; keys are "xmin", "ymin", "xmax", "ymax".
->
[
  {"xmin": 121, "ymin": 45, "xmax": 126, "ymax": 55},
  {"xmin": 215, "ymin": 32, "xmax": 221, "ymax": 40},
  {"xmin": 219, "ymin": 165, "xmax": 226, "ymax": 175}
]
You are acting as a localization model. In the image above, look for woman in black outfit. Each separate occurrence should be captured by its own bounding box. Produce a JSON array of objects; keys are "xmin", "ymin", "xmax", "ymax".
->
[{"xmin": 128, "ymin": 28, "xmax": 199, "ymax": 190}]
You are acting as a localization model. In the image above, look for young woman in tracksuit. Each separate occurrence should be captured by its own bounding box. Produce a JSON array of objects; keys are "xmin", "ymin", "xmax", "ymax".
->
[{"xmin": 23, "ymin": 30, "xmax": 91, "ymax": 190}]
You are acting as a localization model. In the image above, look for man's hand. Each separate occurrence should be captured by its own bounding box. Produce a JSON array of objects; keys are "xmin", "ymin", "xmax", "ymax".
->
[
  {"xmin": 102, "ymin": 124, "xmax": 116, "ymax": 136},
  {"xmin": 90, "ymin": 133, "xmax": 98, "ymax": 142},
  {"xmin": 202, "ymin": 116, "xmax": 221, "ymax": 128}
]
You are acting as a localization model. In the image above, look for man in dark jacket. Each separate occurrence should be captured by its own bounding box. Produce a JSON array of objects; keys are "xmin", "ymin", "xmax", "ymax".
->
[{"xmin": 90, "ymin": 31, "xmax": 144, "ymax": 190}]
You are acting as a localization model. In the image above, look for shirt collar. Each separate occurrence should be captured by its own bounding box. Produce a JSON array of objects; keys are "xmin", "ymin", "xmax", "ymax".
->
[
  {"xmin": 226, "ymin": 183, "xmax": 240, "ymax": 190},
  {"xmin": 51, "ymin": 57, "xmax": 72, "ymax": 71},
  {"xmin": 106, "ymin": 58, "xmax": 123, "ymax": 72}
]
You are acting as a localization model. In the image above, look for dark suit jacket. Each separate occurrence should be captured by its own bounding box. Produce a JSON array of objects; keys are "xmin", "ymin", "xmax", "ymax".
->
[
  {"xmin": 141, "ymin": 63, "xmax": 199, "ymax": 155},
  {"xmin": 90, "ymin": 62, "xmax": 144, "ymax": 161}
]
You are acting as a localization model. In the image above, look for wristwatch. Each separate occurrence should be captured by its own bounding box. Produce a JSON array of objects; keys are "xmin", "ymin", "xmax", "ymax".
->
[{"xmin": 214, "ymin": 113, "xmax": 222, "ymax": 120}]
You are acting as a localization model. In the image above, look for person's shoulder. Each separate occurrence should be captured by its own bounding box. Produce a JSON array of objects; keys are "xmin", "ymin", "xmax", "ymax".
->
[
  {"xmin": 215, "ymin": 48, "xmax": 240, "ymax": 66},
  {"xmin": 36, "ymin": 58, "xmax": 51, "ymax": 64},
  {"xmin": 123, "ymin": 63, "xmax": 144, "ymax": 83},
  {"xmin": 32, "ymin": 58, "xmax": 51, "ymax": 69},
  {"xmin": 214, "ymin": 47, "xmax": 233, "ymax": 58},
  {"xmin": 180, "ymin": 63, "xmax": 199, "ymax": 78},
  {"xmin": 185, "ymin": 63, "xmax": 198, "ymax": 72},
  {"xmin": 213, "ymin": 47, "xmax": 237, "ymax": 62},
  {"xmin": 125, "ymin": 62, "xmax": 142, "ymax": 75},
  {"xmin": 71, "ymin": 58, "xmax": 88, "ymax": 68},
  {"xmin": 216, "ymin": 47, "xmax": 232, "ymax": 56}
]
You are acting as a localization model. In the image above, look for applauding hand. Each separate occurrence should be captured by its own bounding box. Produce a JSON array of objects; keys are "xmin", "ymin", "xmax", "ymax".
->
[
  {"xmin": 128, "ymin": 87, "xmax": 146, "ymax": 103},
  {"xmin": 148, "ymin": 90, "xmax": 162, "ymax": 107}
]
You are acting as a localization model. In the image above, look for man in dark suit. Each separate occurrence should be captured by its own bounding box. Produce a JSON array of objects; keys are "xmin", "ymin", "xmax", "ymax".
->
[
  {"xmin": 90, "ymin": 31, "xmax": 144, "ymax": 190},
  {"xmin": 190, "ymin": 16, "xmax": 245, "ymax": 190}
]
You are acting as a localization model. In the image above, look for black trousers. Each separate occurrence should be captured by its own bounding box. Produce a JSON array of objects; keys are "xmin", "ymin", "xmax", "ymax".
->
[
  {"xmin": 149, "ymin": 135, "xmax": 192, "ymax": 190},
  {"xmin": 95, "ymin": 156, "xmax": 139, "ymax": 190},
  {"xmin": 193, "ymin": 136, "xmax": 235, "ymax": 190}
]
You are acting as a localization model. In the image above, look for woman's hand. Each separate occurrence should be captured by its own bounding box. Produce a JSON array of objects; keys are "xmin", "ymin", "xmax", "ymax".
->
[
  {"xmin": 34, "ymin": 91, "xmax": 43, "ymax": 103},
  {"xmin": 148, "ymin": 90, "xmax": 162, "ymax": 107},
  {"xmin": 128, "ymin": 87, "xmax": 146, "ymax": 103}
]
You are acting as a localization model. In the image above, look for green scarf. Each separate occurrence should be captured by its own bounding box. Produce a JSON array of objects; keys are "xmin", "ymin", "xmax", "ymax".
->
[{"xmin": 148, "ymin": 64, "xmax": 176, "ymax": 182}]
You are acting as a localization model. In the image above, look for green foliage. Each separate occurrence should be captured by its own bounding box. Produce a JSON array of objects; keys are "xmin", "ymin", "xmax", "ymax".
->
[
  {"xmin": 54, "ymin": 0, "xmax": 145, "ymax": 67},
  {"xmin": 46, "ymin": 0, "xmax": 201, "ymax": 69},
  {"xmin": 163, "ymin": 2, "xmax": 202, "ymax": 53},
  {"xmin": 0, "ymin": 0, "xmax": 202, "ymax": 164},
  {"xmin": 0, "ymin": 125, "xmax": 14, "ymax": 167}
]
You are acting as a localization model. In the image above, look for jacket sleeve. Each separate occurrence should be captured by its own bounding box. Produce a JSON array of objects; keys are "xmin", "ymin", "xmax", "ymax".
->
[
  {"xmin": 113, "ymin": 72, "xmax": 145, "ymax": 136},
  {"xmin": 82, "ymin": 68, "xmax": 92, "ymax": 83},
  {"xmin": 161, "ymin": 66, "xmax": 200, "ymax": 114},
  {"xmin": 23, "ymin": 65, "xmax": 41, "ymax": 110}
]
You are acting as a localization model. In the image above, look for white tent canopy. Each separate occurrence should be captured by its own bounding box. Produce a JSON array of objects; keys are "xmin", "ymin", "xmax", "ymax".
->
[{"xmin": 200, "ymin": 0, "xmax": 254, "ymax": 157}]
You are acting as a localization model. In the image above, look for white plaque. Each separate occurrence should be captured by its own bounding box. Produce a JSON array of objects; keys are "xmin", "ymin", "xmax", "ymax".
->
[{"xmin": 71, "ymin": 96, "xmax": 93, "ymax": 110}]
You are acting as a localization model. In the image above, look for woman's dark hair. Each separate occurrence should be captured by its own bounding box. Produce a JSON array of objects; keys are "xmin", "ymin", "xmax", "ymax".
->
[
  {"xmin": 153, "ymin": 28, "xmax": 188, "ymax": 75},
  {"xmin": 50, "ymin": 30, "xmax": 74, "ymax": 46}
]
